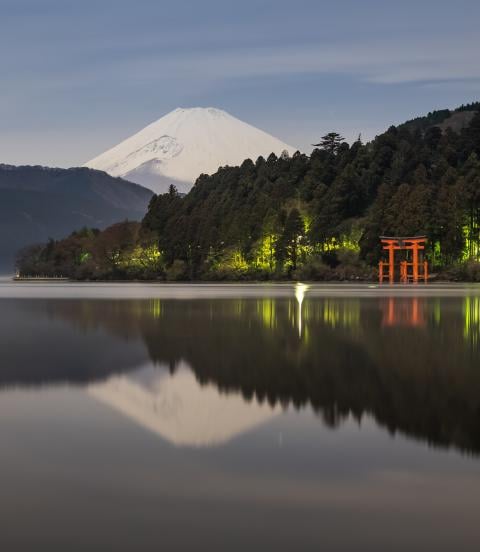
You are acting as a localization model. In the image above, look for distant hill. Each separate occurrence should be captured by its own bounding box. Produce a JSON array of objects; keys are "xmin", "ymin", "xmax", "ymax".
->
[
  {"xmin": 400, "ymin": 102, "xmax": 480, "ymax": 133},
  {"xmin": 0, "ymin": 165, "xmax": 153, "ymax": 272}
]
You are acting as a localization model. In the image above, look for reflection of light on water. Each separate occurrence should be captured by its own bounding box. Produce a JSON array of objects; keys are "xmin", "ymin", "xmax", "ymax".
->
[
  {"xmin": 464, "ymin": 296, "xmax": 480, "ymax": 344},
  {"xmin": 381, "ymin": 297, "xmax": 425, "ymax": 328},
  {"xmin": 150, "ymin": 299, "xmax": 162, "ymax": 319},
  {"xmin": 295, "ymin": 283, "xmax": 310, "ymax": 337},
  {"xmin": 322, "ymin": 299, "xmax": 360, "ymax": 329},
  {"xmin": 257, "ymin": 299, "xmax": 276, "ymax": 329}
]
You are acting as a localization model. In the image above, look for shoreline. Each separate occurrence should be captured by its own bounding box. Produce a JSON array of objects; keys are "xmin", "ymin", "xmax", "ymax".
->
[
  {"xmin": 9, "ymin": 276, "xmax": 477, "ymax": 285},
  {"xmin": 3, "ymin": 280, "xmax": 480, "ymax": 301}
]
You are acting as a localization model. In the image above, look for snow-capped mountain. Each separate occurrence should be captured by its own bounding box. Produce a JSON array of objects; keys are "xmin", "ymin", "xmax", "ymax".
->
[{"xmin": 85, "ymin": 107, "xmax": 297, "ymax": 194}]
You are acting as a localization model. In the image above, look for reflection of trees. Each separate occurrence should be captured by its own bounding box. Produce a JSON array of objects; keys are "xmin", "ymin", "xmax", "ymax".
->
[
  {"xmin": 138, "ymin": 298, "xmax": 480, "ymax": 454},
  {"xmin": 4, "ymin": 296, "xmax": 480, "ymax": 454}
]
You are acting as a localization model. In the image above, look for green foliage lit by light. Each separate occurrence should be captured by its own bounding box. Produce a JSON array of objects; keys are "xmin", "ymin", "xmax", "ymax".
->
[
  {"xmin": 322, "ymin": 235, "xmax": 360, "ymax": 253},
  {"xmin": 462, "ymin": 225, "xmax": 480, "ymax": 261},
  {"xmin": 213, "ymin": 248, "xmax": 250, "ymax": 272},
  {"xmin": 302, "ymin": 214, "xmax": 312, "ymax": 234},
  {"xmin": 432, "ymin": 241, "xmax": 441, "ymax": 266},
  {"xmin": 322, "ymin": 224, "xmax": 364, "ymax": 253},
  {"xmin": 252, "ymin": 234, "xmax": 277, "ymax": 271},
  {"xmin": 120, "ymin": 244, "xmax": 164, "ymax": 271},
  {"xmin": 79, "ymin": 251, "xmax": 91, "ymax": 264}
]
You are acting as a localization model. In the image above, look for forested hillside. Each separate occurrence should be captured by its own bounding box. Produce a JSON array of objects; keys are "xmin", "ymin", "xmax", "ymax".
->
[
  {"xmin": 18, "ymin": 103, "xmax": 480, "ymax": 280},
  {"xmin": 0, "ymin": 165, "xmax": 153, "ymax": 273},
  {"xmin": 142, "ymin": 102, "xmax": 480, "ymax": 280}
]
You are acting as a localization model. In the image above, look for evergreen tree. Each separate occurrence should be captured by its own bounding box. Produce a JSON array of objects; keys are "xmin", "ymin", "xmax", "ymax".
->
[
  {"xmin": 313, "ymin": 132, "xmax": 345, "ymax": 155},
  {"xmin": 434, "ymin": 178, "xmax": 464, "ymax": 264},
  {"xmin": 276, "ymin": 209, "xmax": 305, "ymax": 273},
  {"xmin": 462, "ymin": 153, "xmax": 480, "ymax": 259}
]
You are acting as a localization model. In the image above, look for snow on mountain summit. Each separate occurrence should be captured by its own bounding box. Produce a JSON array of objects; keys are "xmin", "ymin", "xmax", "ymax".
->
[{"xmin": 85, "ymin": 107, "xmax": 297, "ymax": 194}]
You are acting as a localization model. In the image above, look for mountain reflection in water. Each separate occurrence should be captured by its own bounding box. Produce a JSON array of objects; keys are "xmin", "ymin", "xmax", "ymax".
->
[
  {"xmin": 88, "ymin": 362, "xmax": 281, "ymax": 447},
  {"xmin": 1, "ymin": 292, "xmax": 480, "ymax": 454}
]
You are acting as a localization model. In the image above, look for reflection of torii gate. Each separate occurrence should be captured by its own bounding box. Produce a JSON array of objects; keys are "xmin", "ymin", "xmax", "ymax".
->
[
  {"xmin": 379, "ymin": 236, "xmax": 428, "ymax": 284},
  {"xmin": 382, "ymin": 297, "xmax": 425, "ymax": 327}
]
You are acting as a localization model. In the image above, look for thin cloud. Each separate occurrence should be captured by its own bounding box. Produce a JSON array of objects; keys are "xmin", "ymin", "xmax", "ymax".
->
[{"xmin": 54, "ymin": 37, "xmax": 480, "ymax": 88}]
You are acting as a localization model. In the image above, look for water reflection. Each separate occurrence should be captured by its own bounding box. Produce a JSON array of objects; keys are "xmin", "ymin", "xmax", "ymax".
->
[
  {"xmin": 1, "ymin": 294, "xmax": 480, "ymax": 454},
  {"xmin": 464, "ymin": 296, "xmax": 480, "ymax": 345},
  {"xmin": 294, "ymin": 282, "xmax": 309, "ymax": 337},
  {"xmin": 88, "ymin": 362, "xmax": 280, "ymax": 447},
  {"xmin": 381, "ymin": 297, "xmax": 425, "ymax": 327}
]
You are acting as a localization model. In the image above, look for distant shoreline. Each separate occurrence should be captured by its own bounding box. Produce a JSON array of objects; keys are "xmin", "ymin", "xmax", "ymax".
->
[{"xmin": 13, "ymin": 276, "xmax": 70, "ymax": 282}]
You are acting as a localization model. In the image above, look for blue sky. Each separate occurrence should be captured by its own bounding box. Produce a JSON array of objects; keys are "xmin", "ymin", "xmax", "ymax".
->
[{"xmin": 1, "ymin": 0, "xmax": 479, "ymax": 167}]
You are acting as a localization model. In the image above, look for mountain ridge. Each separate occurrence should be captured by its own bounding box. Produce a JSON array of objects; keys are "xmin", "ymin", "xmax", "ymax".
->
[{"xmin": 399, "ymin": 101, "xmax": 480, "ymax": 133}]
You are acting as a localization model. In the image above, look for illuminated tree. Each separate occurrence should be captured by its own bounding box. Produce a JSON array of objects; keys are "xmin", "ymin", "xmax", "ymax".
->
[{"xmin": 276, "ymin": 209, "xmax": 305, "ymax": 273}]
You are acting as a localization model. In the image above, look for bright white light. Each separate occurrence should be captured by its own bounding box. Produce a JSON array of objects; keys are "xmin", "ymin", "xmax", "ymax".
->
[{"xmin": 295, "ymin": 283, "xmax": 310, "ymax": 337}]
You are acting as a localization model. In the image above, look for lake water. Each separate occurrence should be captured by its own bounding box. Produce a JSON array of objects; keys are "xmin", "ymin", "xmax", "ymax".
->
[{"xmin": 1, "ymin": 281, "xmax": 480, "ymax": 551}]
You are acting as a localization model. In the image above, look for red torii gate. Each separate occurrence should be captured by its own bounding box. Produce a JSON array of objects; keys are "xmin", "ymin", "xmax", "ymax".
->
[{"xmin": 379, "ymin": 236, "xmax": 428, "ymax": 284}]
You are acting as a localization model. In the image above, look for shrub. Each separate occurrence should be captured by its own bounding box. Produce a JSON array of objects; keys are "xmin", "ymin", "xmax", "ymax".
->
[
  {"xmin": 165, "ymin": 260, "xmax": 188, "ymax": 281},
  {"xmin": 440, "ymin": 261, "xmax": 480, "ymax": 282}
]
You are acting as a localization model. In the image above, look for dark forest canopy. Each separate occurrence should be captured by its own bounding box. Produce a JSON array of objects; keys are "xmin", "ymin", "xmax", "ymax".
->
[{"xmin": 18, "ymin": 102, "xmax": 480, "ymax": 280}]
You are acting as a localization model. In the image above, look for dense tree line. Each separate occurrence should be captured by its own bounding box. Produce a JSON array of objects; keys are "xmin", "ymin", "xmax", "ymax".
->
[
  {"xmin": 16, "ymin": 222, "xmax": 163, "ymax": 280},
  {"xmin": 18, "ymin": 102, "xmax": 480, "ymax": 280}
]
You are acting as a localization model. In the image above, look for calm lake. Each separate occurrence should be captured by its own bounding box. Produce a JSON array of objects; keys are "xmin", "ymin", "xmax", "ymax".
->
[{"xmin": 1, "ymin": 281, "xmax": 480, "ymax": 551}]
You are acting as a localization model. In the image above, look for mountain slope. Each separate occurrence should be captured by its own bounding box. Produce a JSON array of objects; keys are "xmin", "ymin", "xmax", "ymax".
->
[
  {"xmin": 0, "ymin": 165, "xmax": 153, "ymax": 272},
  {"xmin": 85, "ymin": 107, "xmax": 297, "ymax": 194}
]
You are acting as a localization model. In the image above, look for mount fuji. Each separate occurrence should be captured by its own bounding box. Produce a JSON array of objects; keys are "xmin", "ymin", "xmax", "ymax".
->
[{"xmin": 85, "ymin": 107, "xmax": 297, "ymax": 194}]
